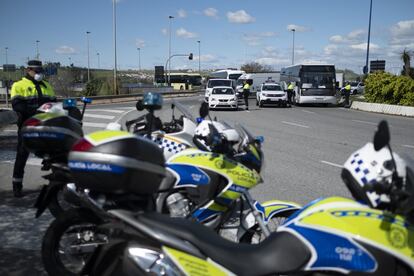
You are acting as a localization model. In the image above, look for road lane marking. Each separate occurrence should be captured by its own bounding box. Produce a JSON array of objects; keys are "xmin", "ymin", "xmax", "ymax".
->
[
  {"xmin": 83, "ymin": 122, "xmax": 108, "ymax": 128},
  {"xmin": 402, "ymin": 145, "xmax": 414, "ymax": 149},
  {"xmin": 282, "ymin": 121, "xmax": 309, "ymax": 128},
  {"xmin": 351, "ymin": 119, "xmax": 377, "ymax": 126},
  {"xmin": 1, "ymin": 157, "xmax": 42, "ymax": 167},
  {"xmin": 301, "ymin": 109, "xmax": 315, "ymax": 114},
  {"xmin": 321, "ymin": 160, "xmax": 343, "ymax": 168},
  {"xmin": 115, "ymin": 107, "xmax": 136, "ymax": 110},
  {"xmin": 88, "ymin": 109, "xmax": 125, "ymax": 114},
  {"xmin": 83, "ymin": 114, "xmax": 115, "ymax": 120}
]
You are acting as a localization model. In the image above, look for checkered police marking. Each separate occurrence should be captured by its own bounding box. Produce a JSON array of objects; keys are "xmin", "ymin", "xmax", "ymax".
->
[{"xmin": 152, "ymin": 136, "xmax": 189, "ymax": 154}]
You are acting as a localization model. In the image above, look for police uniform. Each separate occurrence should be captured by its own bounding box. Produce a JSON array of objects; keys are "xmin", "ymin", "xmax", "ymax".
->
[
  {"xmin": 287, "ymin": 83, "xmax": 294, "ymax": 105},
  {"xmin": 11, "ymin": 60, "xmax": 56, "ymax": 197},
  {"xmin": 344, "ymin": 83, "xmax": 351, "ymax": 108},
  {"xmin": 243, "ymin": 82, "xmax": 250, "ymax": 110}
]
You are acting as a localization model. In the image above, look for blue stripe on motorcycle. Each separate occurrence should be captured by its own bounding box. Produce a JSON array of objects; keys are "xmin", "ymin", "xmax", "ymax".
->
[
  {"xmin": 192, "ymin": 208, "xmax": 220, "ymax": 222},
  {"xmin": 289, "ymin": 224, "xmax": 376, "ymax": 272},
  {"xmin": 167, "ymin": 164, "xmax": 210, "ymax": 186},
  {"xmin": 228, "ymin": 184, "xmax": 248, "ymax": 193},
  {"xmin": 68, "ymin": 161, "xmax": 125, "ymax": 174}
]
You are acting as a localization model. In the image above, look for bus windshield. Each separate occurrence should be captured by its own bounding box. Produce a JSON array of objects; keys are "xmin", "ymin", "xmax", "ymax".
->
[
  {"xmin": 300, "ymin": 72, "xmax": 335, "ymax": 89},
  {"xmin": 229, "ymin": 73, "xmax": 243, "ymax": 80}
]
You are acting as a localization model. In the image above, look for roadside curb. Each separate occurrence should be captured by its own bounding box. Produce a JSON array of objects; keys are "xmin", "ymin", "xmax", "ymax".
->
[{"xmin": 350, "ymin": 101, "xmax": 414, "ymax": 117}]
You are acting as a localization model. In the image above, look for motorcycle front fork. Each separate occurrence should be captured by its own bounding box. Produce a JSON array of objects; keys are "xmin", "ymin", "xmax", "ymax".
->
[{"xmin": 242, "ymin": 191, "xmax": 271, "ymax": 237}]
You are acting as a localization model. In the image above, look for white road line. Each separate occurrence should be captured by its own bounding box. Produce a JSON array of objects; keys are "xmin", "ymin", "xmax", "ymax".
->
[
  {"xmin": 301, "ymin": 109, "xmax": 315, "ymax": 114},
  {"xmin": 83, "ymin": 122, "xmax": 108, "ymax": 128},
  {"xmin": 87, "ymin": 109, "xmax": 125, "ymax": 114},
  {"xmin": 321, "ymin": 160, "xmax": 343, "ymax": 168},
  {"xmin": 83, "ymin": 114, "xmax": 115, "ymax": 120},
  {"xmin": 282, "ymin": 121, "xmax": 309, "ymax": 128},
  {"xmin": 351, "ymin": 119, "xmax": 377, "ymax": 126},
  {"xmin": 115, "ymin": 107, "xmax": 135, "ymax": 110},
  {"xmin": 1, "ymin": 157, "xmax": 42, "ymax": 167},
  {"xmin": 402, "ymin": 145, "xmax": 414, "ymax": 149}
]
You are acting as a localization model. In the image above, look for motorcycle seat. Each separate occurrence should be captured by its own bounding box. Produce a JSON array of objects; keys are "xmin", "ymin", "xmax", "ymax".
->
[{"xmin": 135, "ymin": 212, "xmax": 310, "ymax": 276}]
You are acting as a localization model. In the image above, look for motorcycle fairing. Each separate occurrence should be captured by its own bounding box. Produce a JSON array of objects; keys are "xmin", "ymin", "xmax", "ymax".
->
[
  {"xmin": 280, "ymin": 197, "xmax": 414, "ymax": 273},
  {"xmin": 254, "ymin": 200, "xmax": 302, "ymax": 223},
  {"xmin": 167, "ymin": 164, "xmax": 210, "ymax": 188},
  {"xmin": 163, "ymin": 246, "xmax": 234, "ymax": 276},
  {"xmin": 168, "ymin": 149, "xmax": 261, "ymax": 222},
  {"xmin": 152, "ymin": 134, "xmax": 192, "ymax": 159}
]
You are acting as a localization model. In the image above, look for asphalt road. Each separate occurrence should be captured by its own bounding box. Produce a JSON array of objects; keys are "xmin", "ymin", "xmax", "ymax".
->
[{"xmin": 0, "ymin": 93, "xmax": 413, "ymax": 275}]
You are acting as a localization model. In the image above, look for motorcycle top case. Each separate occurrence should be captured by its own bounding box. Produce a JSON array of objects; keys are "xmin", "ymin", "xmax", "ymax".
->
[
  {"xmin": 68, "ymin": 130, "xmax": 166, "ymax": 195},
  {"xmin": 21, "ymin": 112, "xmax": 83, "ymax": 158}
]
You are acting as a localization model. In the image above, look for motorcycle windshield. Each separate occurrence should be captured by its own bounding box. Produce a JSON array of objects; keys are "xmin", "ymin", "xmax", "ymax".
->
[{"xmin": 172, "ymin": 100, "xmax": 196, "ymax": 123}]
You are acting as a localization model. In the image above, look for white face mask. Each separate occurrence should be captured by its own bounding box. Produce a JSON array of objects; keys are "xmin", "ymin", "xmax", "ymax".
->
[{"xmin": 34, "ymin": 73, "xmax": 44, "ymax": 81}]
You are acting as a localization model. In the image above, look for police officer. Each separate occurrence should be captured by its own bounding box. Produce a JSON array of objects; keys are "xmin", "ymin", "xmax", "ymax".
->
[
  {"xmin": 287, "ymin": 82, "xmax": 294, "ymax": 106},
  {"xmin": 243, "ymin": 80, "xmax": 251, "ymax": 110},
  {"xmin": 344, "ymin": 82, "xmax": 351, "ymax": 108},
  {"xmin": 11, "ymin": 60, "xmax": 56, "ymax": 197}
]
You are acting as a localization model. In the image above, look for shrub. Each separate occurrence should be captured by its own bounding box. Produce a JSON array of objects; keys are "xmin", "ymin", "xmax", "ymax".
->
[{"xmin": 364, "ymin": 72, "xmax": 414, "ymax": 106}]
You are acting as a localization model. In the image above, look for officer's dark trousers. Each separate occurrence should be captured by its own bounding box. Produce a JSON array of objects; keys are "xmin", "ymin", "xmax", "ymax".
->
[
  {"xmin": 287, "ymin": 89, "xmax": 293, "ymax": 104},
  {"xmin": 243, "ymin": 90, "xmax": 249, "ymax": 109},
  {"xmin": 13, "ymin": 127, "xmax": 30, "ymax": 186},
  {"xmin": 344, "ymin": 91, "xmax": 350, "ymax": 107}
]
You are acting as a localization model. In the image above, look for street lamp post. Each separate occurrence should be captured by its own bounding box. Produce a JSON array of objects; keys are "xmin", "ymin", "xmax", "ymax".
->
[
  {"xmin": 364, "ymin": 0, "xmax": 373, "ymax": 75},
  {"xmin": 290, "ymin": 29, "xmax": 295, "ymax": 65},
  {"xmin": 113, "ymin": 0, "xmax": 118, "ymax": 94},
  {"xmin": 137, "ymin": 47, "xmax": 141, "ymax": 71},
  {"xmin": 197, "ymin": 40, "xmax": 201, "ymax": 74},
  {"xmin": 168, "ymin": 15, "xmax": 174, "ymax": 86},
  {"xmin": 5, "ymin": 47, "xmax": 8, "ymax": 64},
  {"xmin": 97, "ymin": 52, "xmax": 100, "ymax": 69},
  {"xmin": 36, "ymin": 40, "xmax": 40, "ymax": 60},
  {"xmin": 86, "ymin": 31, "xmax": 91, "ymax": 82}
]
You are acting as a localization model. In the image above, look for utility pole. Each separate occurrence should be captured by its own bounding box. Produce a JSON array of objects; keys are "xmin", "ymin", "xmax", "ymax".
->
[
  {"xmin": 290, "ymin": 29, "xmax": 295, "ymax": 65},
  {"xmin": 97, "ymin": 52, "xmax": 100, "ymax": 69},
  {"xmin": 113, "ymin": 0, "xmax": 118, "ymax": 94},
  {"xmin": 137, "ymin": 47, "xmax": 141, "ymax": 71},
  {"xmin": 197, "ymin": 40, "xmax": 201, "ymax": 74},
  {"xmin": 36, "ymin": 40, "xmax": 40, "ymax": 60},
  {"xmin": 86, "ymin": 31, "xmax": 91, "ymax": 82},
  {"xmin": 168, "ymin": 15, "xmax": 174, "ymax": 86},
  {"xmin": 364, "ymin": 0, "xmax": 373, "ymax": 74}
]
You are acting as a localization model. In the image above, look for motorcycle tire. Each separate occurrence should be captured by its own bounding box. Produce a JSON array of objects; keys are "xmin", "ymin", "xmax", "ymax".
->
[
  {"xmin": 42, "ymin": 208, "xmax": 104, "ymax": 276},
  {"xmin": 239, "ymin": 213, "xmax": 292, "ymax": 244}
]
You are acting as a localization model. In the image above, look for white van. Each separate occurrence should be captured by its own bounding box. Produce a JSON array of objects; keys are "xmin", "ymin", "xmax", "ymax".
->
[
  {"xmin": 205, "ymin": 79, "xmax": 235, "ymax": 102},
  {"xmin": 236, "ymin": 72, "xmax": 280, "ymax": 97}
]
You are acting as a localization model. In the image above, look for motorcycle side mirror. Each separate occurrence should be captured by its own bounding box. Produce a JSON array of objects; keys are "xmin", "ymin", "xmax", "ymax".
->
[
  {"xmin": 199, "ymin": 102, "xmax": 209, "ymax": 119},
  {"xmin": 374, "ymin": 120, "xmax": 390, "ymax": 151},
  {"xmin": 136, "ymin": 100, "xmax": 144, "ymax": 111}
]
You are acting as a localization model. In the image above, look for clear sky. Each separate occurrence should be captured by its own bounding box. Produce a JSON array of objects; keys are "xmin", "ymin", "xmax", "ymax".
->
[{"xmin": 1, "ymin": 0, "xmax": 413, "ymax": 74}]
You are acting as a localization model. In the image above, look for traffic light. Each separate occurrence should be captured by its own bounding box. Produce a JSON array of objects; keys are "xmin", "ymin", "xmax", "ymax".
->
[{"xmin": 189, "ymin": 53, "xmax": 193, "ymax": 60}]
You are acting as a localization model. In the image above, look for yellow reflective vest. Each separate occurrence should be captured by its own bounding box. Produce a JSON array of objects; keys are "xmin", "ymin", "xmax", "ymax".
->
[
  {"xmin": 11, "ymin": 77, "xmax": 55, "ymax": 100},
  {"xmin": 243, "ymin": 83, "xmax": 250, "ymax": 90},
  {"xmin": 288, "ymin": 83, "xmax": 294, "ymax": 90},
  {"xmin": 345, "ymin": 84, "xmax": 351, "ymax": 91}
]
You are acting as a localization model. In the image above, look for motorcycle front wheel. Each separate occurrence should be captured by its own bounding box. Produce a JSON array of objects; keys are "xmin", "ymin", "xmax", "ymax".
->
[{"xmin": 42, "ymin": 208, "xmax": 106, "ymax": 276}]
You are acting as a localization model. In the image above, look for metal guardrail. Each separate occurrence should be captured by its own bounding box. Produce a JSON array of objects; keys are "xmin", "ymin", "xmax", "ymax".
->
[{"xmin": 0, "ymin": 90, "xmax": 202, "ymax": 105}]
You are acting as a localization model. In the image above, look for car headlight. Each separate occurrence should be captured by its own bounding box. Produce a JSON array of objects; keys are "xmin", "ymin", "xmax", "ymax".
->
[
  {"xmin": 211, "ymin": 98, "xmax": 216, "ymax": 101},
  {"xmin": 262, "ymin": 93, "xmax": 267, "ymax": 97}
]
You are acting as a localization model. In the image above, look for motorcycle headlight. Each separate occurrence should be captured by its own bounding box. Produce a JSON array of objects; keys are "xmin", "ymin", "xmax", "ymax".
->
[{"xmin": 128, "ymin": 247, "xmax": 182, "ymax": 274}]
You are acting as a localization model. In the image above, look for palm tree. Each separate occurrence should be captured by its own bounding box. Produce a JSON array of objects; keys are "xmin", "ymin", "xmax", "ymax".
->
[{"xmin": 401, "ymin": 48, "xmax": 411, "ymax": 77}]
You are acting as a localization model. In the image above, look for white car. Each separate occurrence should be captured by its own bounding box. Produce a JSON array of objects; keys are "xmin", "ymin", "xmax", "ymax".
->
[
  {"xmin": 205, "ymin": 79, "xmax": 235, "ymax": 102},
  {"xmin": 256, "ymin": 82, "xmax": 287, "ymax": 107},
  {"xmin": 350, "ymin": 81, "xmax": 364, "ymax": 95},
  {"xmin": 208, "ymin": 86, "xmax": 238, "ymax": 110}
]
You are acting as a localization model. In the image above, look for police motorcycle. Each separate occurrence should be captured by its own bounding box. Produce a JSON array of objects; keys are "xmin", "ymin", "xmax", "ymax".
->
[
  {"xmin": 79, "ymin": 120, "xmax": 414, "ymax": 276},
  {"xmin": 21, "ymin": 97, "xmax": 92, "ymax": 217},
  {"xmin": 40, "ymin": 100, "xmax": 301, "ymax": 276}
]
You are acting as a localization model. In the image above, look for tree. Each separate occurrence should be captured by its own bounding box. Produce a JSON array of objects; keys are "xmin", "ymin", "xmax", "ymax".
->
[
  {"xmin": 240, "ymin": 62, "xmax": 273, "ymax": 73},
  {"xmin": 401, "ymin": 48, "xmax": 412, "ymax": 77}
]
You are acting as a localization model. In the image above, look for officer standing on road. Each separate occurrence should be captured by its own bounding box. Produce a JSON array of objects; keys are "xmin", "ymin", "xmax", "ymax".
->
[
  {"xmin": 243, "ymin": 80, "xmax": 251, "ymax": 110},
  {"xmin": 344, "ymin": 82, "xmax": 351, "ymax": 108},
  {"xmin": 10, "ymin": 60, "xmax": 56, "ymax": 197},
  {"xmin": 287, "ymin": 82, "xmax": 294, "ymax": 106}
]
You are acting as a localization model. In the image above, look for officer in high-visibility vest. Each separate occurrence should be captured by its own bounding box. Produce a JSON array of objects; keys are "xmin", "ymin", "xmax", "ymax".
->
[
  {"xmin": 287, "ymin": 82, "xmax": 294, "ymax": 106},
  {"xmin": 243, "ymin": 80, "xmax": 251, "ymax": 110},
  {"xmin": 11, "ymin": 60, "xmax": 56, "ymax": 197},
  {"xmin": 344, "ymin": 82, "xmax": 351, "ymax": 108}
]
